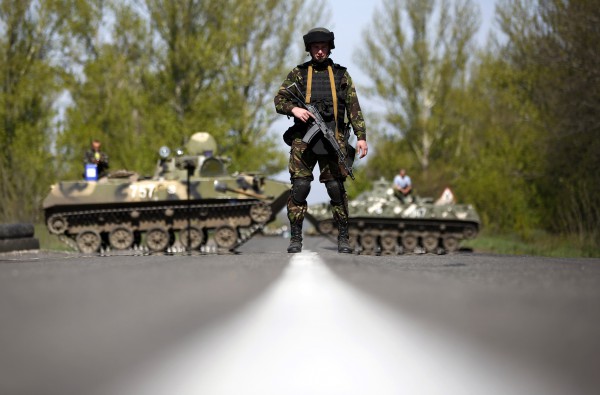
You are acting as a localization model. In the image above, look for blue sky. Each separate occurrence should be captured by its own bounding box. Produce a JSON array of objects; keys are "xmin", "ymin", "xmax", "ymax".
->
[{"xmin": 273, "ymin": 0, "xmax": 500, "ymax": 204}]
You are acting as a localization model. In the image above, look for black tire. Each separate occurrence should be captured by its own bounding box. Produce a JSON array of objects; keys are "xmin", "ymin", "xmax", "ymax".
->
[
  {"xmin": 0, "ymin": 223, "xmax": 35, "ymax": 239},
  {"xmin": 0, "ymin": 237, "xmax": 40, "ymax": 253}
]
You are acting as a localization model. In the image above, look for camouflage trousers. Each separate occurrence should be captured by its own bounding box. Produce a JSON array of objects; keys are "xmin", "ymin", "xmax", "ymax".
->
[
  {"xmin": 288, "ymin": 138, "xmax": 349, "ymax": 181},
  {"xmin": 288, "ymin": 138, "xmax": 349, "ymax": 225},
  {"xmin": 287, "ymin": 197, "xmax": 307, "ymax": 225}
]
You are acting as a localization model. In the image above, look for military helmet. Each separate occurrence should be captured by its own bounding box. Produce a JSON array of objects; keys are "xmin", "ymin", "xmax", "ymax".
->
[{"xmin": 303, "ymin": 27, "xmax": 335, "ymax": 52}]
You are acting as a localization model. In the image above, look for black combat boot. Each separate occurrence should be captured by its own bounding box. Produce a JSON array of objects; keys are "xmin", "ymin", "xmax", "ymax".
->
[
  {"xmin": 337, "ymin": 218, "xmax": 353, "ymax": 254},
  {"xmin": 287, "ymin": 222, "xmax": 303, "ymax": 253}
]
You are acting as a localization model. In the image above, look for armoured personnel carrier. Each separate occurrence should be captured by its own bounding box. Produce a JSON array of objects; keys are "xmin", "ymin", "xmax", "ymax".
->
[
  {"xmin": 43, "ymin": 133, "xmax": 291, "ymax": 253},
  {"xmin": 305, "ymin": 178, "xmax": 480, "ymax": 255}
]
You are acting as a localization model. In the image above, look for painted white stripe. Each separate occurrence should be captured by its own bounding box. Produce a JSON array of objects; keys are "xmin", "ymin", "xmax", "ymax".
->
[{"xmin": 108, "ymin": 251, "xmax": 568, "ymax": 395}]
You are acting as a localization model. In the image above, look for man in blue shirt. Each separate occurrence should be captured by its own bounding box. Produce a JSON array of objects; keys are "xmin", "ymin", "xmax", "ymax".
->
[{"xmin": 393, "ymin": 168, "xmax": 412, "ymax": 202}]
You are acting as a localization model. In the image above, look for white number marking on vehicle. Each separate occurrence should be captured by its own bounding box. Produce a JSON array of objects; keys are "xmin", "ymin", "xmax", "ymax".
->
[{"xmin": 129, "ymin": 184, "xmax": 156, "ymax": 199}]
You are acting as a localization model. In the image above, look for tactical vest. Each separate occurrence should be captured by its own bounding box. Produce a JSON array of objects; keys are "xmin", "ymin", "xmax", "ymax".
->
[{"xmin": 297, "ymin": 61, "xmax": 346, "ymax": 133}]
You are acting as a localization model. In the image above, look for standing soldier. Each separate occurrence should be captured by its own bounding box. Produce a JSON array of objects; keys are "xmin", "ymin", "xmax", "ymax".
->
[{"xmin": 274, "ymin": 27, "xmax": 368, "ymax": 253}]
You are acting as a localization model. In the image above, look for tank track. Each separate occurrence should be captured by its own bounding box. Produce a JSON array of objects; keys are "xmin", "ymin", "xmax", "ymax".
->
[
  {"xmin": 46, "ymin": 200, "xmax": 270, "ymax": 254},
  {"xmin": 58, "ymin": 234, "xmax": 80, "ymax": 251},
  {"xmin": 311, "ymin": 217, "xmax": 479, "ymax": 255}
]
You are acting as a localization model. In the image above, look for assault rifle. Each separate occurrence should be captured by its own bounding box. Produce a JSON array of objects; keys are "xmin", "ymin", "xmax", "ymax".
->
[{"xmin": 284, "ymin": 83, "xmax": 355, "ymax": 180}]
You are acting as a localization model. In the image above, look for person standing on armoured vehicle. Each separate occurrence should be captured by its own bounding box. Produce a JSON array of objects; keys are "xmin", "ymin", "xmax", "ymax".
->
[
  {"xmin": 84, "ymin": 139, "xmax": 110, "ymax": 178},
  {"xmin": 274, "ymin": 27, "xmax": 368, "ymax": 254}
]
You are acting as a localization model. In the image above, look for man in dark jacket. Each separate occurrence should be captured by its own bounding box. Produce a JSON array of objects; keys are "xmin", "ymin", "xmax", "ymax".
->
[{"xmin": 84, "ymin": 139, "xmax": 110, "ymax": 178}]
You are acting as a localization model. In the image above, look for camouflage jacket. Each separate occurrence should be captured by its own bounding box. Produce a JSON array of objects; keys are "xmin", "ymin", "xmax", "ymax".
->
[{"xmin": 274, "ymin": 59, "xmax": 367, "ymax": 141}]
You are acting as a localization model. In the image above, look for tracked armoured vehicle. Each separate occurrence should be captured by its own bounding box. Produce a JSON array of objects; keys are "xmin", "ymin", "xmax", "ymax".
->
[
  {"xmin": 43, "ymin": 133, "xmax": 291, "ymax": 253},
  {"xmin": 305, "ymin": 178, "xmax": 480, "ymax": 255}
]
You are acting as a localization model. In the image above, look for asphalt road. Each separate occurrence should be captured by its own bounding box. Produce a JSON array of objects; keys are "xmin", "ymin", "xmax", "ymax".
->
[{"xmin": 1, "ymin": 236, "xmax": 599, "ymax": 395}]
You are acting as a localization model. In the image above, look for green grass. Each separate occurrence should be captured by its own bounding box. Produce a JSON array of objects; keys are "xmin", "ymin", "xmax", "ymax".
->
[
  {"xmin": 462, "ymin": 229, "xmax": 600, "ymax": 258},
  {"xmin": 35, "ymin": 224, "xmax": 74, "ymax": 252}
]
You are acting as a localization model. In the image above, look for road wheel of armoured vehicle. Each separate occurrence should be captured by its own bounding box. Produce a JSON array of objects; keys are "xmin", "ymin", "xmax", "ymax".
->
[
  {"xmin": 47, "ymin": 214, "xmax": 68, "ymax": 235},
  {"xmin": 146, "ymin": 227, "xmax": 170, "ymax": 252},
  {"xmin": 463, "ymin": 225, "xmax": 477, "ymax": 239},
  {"xmin": 422, "ymin": 235, "xmax": 439, "ymax": 253},
  {"xmin": 442, "ymin": 235, "xmax": 459, "ymax": 252},
  {"xmin": 249, "ymin": 202, "xmax": 272, "ymax": 224},
  {"xmin": 108, "ymin": 227, "xmax": 134, "ymax": 250},
  {"xmin": 360, "ymin": 232, "xmax": 377, "ymax": 251},
  {"xmin": 317, "ymin": 220, "xmax": 334, "ymax": 236},
  {"xmin": 180, "ymin": 226, "xmax": 204, "ymax": 250},
  {"xmin": 76, "ymin": 230, "xmax": 102, "ymax": 253},
  {"xmin": 380, "ymin": 233, "xmax": 397, "ymax": 252},
  {"xmin": 214, "ymin": 225, "xmax": 238, "ymax": 250},
  {"xmin": 401, "ymin": 233, "xmax": 418, "ymax": 252}
]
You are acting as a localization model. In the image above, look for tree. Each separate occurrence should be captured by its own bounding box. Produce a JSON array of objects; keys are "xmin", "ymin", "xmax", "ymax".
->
[
  {"xmin": 57, "ymin": 0, "xmax": 158, "ymax": 178},
  {"xmin": 453, "ymin": 52, "xmax": 545, "ymax": 234},
  {"xmin": 497, "ymin": 0, "xmax": 600, "ymax": 242},
  {"xmin": 57, "ymin": 0, "xmax": 327, "ymax": 178},
  {"xmin": 0, "ymin": 0, "xmax": 68, "ymax": 221},
  {"xmin": 357, "ymin": 0, "xmax": 480, "ymax": 189},
  {"xmin": 141, "ymin": 0, "xmax": 326, "ymax": 173},
  {"xmin": 211, "ymin": 0, "xmax": 324, "ymax": 174}
]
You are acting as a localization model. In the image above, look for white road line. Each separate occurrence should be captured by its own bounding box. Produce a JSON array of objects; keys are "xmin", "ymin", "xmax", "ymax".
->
[{"xmin": 106, "ymin": 251, "xmax": 569, "ymax": 395}]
